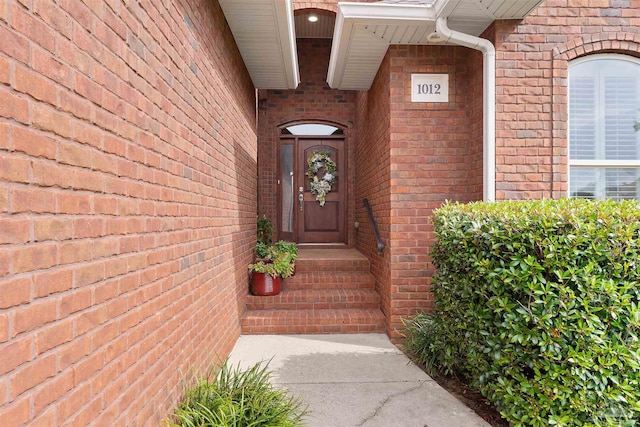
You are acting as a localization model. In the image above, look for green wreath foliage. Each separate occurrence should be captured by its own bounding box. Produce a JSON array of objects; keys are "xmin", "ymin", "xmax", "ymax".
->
[{"xmin": 305, "ymin": 150, "xmax": 337, "ymax": 207}]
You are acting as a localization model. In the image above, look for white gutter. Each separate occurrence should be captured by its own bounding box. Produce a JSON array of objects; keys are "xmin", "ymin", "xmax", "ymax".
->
[
  {"xmin": 436, "ymin": 17, "xmax": 496, "ymax": 202},
  {"xmin": 279, "ymin": 0, "xmax": 300, "ymax": 89}
]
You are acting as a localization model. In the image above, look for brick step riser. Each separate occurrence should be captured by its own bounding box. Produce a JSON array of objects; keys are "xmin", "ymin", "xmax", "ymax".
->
[
  {"xmin": 294, "ymin": 260, "xmax": 370, "ymax": 273},
  {"xmin": 247, "ymin": 301, "xmax": 380, "ymax": 310},
  {"xmin": 247, "ymin": 290, "xmax": 380, "ymax": 301},
  {"xmin": 242, "ymin": 324, "xmax": 385, "ymax": 334},
  {"xmin": 241, "ymin": 309, "xmax": 386, "ymax": 335},
  {"xmin": 282, "ymin": 282, "xmax": 374, "ymax": 290},
  {"xmin": 247, "ymin": 289, "xmax": 380, "ymax": 311},
  {"xmin": 283, "ymin": 273, "xmax": 375, "ymax": 290}
]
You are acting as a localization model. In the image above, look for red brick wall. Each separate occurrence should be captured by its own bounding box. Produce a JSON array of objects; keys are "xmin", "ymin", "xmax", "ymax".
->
[
  {"xmin": 494, "ymin": 1, "xmax": 640, "ymax": 200},
  {"xmin": 385, "ymin": 45, "xmax": 483, "ymax": 338},
  {"xmin": 355, "ymin": 45, "xmax": 484, "ymax": 339},
  {"xmin": 371, "ymin": 0, "xmax": 640, "ymax": 336},
  {"xmin": 354, "ymin": 51, "xmax": 392, "ymax": 331},
  {"xmin": 257, "ymin": 38, "xmax": 357, "ymax": 244},
  {"xmin": 0, "ymin": 0, "xmax": 256, "ymax": 425},
  {"xmin": 289, "ymin": 1, "xmax": 640, "ymax": 340}
]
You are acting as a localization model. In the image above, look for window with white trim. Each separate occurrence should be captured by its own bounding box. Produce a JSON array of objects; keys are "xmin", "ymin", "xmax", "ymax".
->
[{"xmin": 569, "ymin": 55, "xmax": 640, "ymax": 200}]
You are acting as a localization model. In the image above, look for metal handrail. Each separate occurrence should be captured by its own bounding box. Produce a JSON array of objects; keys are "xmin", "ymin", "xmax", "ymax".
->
[{"xmin": 363, "ymin": 199, "xmax": 385, "ymax": 255}]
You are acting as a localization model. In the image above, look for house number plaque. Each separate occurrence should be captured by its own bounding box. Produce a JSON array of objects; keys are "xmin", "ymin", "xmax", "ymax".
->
[{"xmin": 411, "ymin": 74, "xmax": 449, "ymax": 103}]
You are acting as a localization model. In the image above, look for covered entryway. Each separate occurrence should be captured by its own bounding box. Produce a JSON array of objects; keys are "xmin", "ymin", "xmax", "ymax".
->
[
  {"xmin": 279, "ymin": 124, "xmax": 346, "ymax": 244},
  {"xmin": 242, "ymin": 7, "xmax": 379, "ymax": 336},
  {"xmin": 218, "ymin": 0, "xmax": 545, "ymax": 338}
]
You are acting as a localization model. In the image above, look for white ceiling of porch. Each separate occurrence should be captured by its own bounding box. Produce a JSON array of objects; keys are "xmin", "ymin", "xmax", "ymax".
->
[
  {"xmin": 442, "ymin": 0, "xmax": 543, "ymax": 34},
  {"xmin": 327, "ymin": 0, "xmax": 544, "ymax": 90},
  {"xmin": 217, "ymin": 0, "xmax": 543, "ymax": 91},
  {"xmin": 218, "ymin": 0, "xmax": 299, "ymax": 89}
]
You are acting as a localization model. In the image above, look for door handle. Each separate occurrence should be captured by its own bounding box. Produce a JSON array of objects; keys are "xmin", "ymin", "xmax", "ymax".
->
[{"xmin": 298, "ymin": 187, "xmax": 304, "ymax": 211}]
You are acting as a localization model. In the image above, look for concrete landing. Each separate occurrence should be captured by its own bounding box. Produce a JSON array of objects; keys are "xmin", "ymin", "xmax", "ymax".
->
[{"xmin": 228, "ymin": 334, "xmax": 491, "ymax": 427}]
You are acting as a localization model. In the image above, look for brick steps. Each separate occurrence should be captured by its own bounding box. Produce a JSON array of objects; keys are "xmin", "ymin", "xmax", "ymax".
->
[
  {"xmin": 241, "ymin": 308, "xmax": 386, "ymax": 334},
  {"xmin": 241, "ymin": 249, "xmax": 385, "ymax": 335},
  {"xmin": 294, "ymin": 256, "xmax": 370, "ymax": 273},
  {"xmin": 282, "ymin": 271, "xmax": 375, "ymax": 290},
  {"xmin": 246, "ymin": 288, "xmax": 380, "ymax": 310}
]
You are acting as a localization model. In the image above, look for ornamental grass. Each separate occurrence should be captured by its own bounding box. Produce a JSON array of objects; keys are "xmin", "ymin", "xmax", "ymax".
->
[{"xmin": 165, "ymin": 360, "xmax": 308, "ymax": 427}]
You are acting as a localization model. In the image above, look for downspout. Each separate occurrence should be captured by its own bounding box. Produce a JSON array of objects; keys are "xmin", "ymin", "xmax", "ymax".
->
[{"xmin": 436, "ymin": 17, "xmax": 496, "ymax": 202}]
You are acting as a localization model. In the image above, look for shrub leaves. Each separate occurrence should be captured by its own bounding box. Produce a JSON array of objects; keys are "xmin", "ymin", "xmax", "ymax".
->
[{"xmin": 406, "ymin": 199, "xmax": 640, "ymax": 426}]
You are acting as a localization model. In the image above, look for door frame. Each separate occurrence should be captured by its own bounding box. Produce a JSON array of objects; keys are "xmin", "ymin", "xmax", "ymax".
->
[{"xmin": 277, "ymin": 123, "xmax": 347, "ymax": 244}]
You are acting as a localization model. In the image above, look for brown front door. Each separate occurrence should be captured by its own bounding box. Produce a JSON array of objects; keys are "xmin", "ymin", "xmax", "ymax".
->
[{"xmin": 296, "ymin": 139, "xmax": 345, "ymax": 243}]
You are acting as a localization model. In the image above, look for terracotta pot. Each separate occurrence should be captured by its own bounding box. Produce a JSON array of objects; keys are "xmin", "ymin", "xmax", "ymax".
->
[{"xmin": 250, "ymin": 272, "xmax": 281, "ymax": 296}]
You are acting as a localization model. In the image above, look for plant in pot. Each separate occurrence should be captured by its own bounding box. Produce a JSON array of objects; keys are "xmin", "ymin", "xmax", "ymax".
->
[
  {"xmin": 274, "ymin": 240, "xmax": 298, "ymax": 276},
  {"xmin": 249, "ymin": 217, "xmax": 298, "ymax": 295},
  {"xmin": 257, "ymin": 215, "xmax": 274, "ymax": 245},
  {"xmin": 249, "ymin": 243, "xmax": 295, "ymax": 296}
]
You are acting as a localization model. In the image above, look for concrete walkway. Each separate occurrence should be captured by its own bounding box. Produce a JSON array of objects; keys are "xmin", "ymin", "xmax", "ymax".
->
[{"xmin": 228, "ymin": 334, "xmax": 490, "ymax": 427}]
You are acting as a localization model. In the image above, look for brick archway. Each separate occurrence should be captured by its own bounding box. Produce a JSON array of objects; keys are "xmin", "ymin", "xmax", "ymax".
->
[
  {"xmin": 550, "ymin": 33, "xmax": 640, "ymax": 198},
  {"xmin": 293, "ymin": 0, "xmax": 375, "ymax": 12},
  {"xmin": 293, "ymin": 2, "xmax": 338, "ymax": 12}
]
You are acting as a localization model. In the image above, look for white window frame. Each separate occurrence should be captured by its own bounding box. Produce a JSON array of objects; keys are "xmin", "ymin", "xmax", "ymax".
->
[{"xmin": 568, "ymin": 54, "xmax": 640, "ymax": 200}]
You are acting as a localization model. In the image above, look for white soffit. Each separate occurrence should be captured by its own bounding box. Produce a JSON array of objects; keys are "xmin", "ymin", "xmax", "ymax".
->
[
  {"xmin": 219, "ymin": 0, "xmax": 299, "ymax": 89},
  {"xmin": 327, "ymin": 0, "xmax": 544, "ymax": 90}
]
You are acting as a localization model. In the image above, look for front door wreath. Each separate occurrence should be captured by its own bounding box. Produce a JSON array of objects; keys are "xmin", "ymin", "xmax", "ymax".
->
[{"xmin": 306, "ymin": 150, "xmax": 337, "ymax": 207}]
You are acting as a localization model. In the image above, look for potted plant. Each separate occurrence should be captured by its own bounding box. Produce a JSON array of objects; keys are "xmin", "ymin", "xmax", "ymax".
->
[
  {"xmin": 274, "ymin": 240, "xmax": 298, "ymax": 276},
  {"xmin": 249, "ymin": 243, "xmax": 295, "ymax": 296},
  {"xmin": 257, "ymin": 215, "xmax": 274, "ymax": 245},
  {"xmin": 248, "ymin": 260, "xmax": 280, "ymax": 296},
  {"xmin": 249, "ymin": 217, "xmax": 298, "ymax": 295}
]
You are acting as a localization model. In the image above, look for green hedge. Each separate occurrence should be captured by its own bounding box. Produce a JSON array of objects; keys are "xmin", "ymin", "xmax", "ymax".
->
[{"xmin": 412, "ymin": 199, "xmax": 640, "ymax": 426}]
